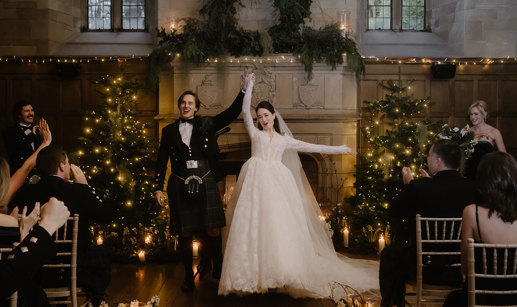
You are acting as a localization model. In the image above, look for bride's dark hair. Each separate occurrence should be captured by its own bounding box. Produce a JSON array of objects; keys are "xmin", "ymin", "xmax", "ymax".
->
[{"xmin": 255, "ymin": 101, "xmax": 281, "ymax": 134}]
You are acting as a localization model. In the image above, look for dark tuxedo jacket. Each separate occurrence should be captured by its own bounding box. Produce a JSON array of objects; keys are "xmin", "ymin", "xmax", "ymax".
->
[
  {"xmin": 391, "ymin": 169, "xmax": 480, "ymax": 245},
  {"xmin": 2, "ymin": 124, "xmax": 42, "ymax": 174},
  {"xmin": 154, "ymin": 91, "xmax": 244, "ymax": 191},
  {"xmin": 0, "ymin": 225, "xmax": 56, "ymax": 299},
  {"xmin": 9, "ymin": 176, "xmax": 111, "ymax": 253}
]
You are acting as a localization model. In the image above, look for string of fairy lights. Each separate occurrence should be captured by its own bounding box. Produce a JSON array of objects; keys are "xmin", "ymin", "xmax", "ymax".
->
[{"xmin": 0, "ymin": 55, "xmax": 516, "ymax": 66}]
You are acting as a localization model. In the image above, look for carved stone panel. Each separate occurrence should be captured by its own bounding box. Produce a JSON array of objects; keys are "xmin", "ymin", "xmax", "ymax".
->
[
  {"xmin": 197, "ymin": 75, "xmax": 222, "ymax": 109},
  {"xmin": 293, "ymin": 75, "xmax": 324, "ymax": 108}
]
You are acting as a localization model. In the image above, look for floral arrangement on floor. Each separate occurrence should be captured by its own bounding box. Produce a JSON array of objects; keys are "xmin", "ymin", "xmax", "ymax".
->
[
  {"xmin": 436, "ymin": 124, "xmax": 477, "ymax": 158},
  {"xmin": 330, "ymin": 282, "xmax": 378, "ymax": 306},
  {"xmin": 96, "ymin": 295, "xmax": 160, "ymax": 307}
]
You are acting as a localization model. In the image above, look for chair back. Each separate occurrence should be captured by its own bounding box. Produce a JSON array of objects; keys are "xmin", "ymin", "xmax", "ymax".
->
[
  {"xmin": 415, "ymin": 214, "xmax": 463, "ymax": 306},
  {"xmin": 467, "ymin": 238, "xmax": 517, "ymax": 307},
  {"xmin": 0, "ymin": 247, "xmax": 18, "ymax": 307},
  {"xmin": 42, "ymin": 214, "xmax": 79, "ymax": 307}
]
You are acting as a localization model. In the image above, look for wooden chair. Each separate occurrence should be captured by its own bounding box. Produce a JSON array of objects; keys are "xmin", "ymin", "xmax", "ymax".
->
[
  {"xmin": 0, "ymin": 246, "xmax": 18, "ymax": 307},
  {"xmin": 414, "ymin": 214, "xmax": 463, "ymax": 306},
  {"xmin": 43, "ymin": 214, "xmax": 79, "ymax": 307},
  {"xmin": 467, "ymin": 238, "xmax": 517, "ymax": 307}
]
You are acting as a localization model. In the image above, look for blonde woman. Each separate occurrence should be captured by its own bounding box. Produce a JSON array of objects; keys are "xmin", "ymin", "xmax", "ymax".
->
[{"xmin": 464, "ymin": 100, "xmax": 506, "ymax": 179}]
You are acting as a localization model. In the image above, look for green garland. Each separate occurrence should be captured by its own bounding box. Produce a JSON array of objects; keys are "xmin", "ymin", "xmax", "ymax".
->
[{"xmin": 148, "ymin": 0, "xmax": 364, "ymax": 89}]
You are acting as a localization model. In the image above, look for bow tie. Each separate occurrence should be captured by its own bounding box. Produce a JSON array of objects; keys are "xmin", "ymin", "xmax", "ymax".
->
[
  {"xmin": 20, "ymin": 125, "xmax": 33, "ymax": 134},
  {"xmin": 180, "ymin": 118, "xmax": 194, "ymax": 124}
]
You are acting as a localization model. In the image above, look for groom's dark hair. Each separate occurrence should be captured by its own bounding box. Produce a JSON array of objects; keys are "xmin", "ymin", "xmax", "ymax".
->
[
  {"xmin": 255, "ymin": 101, "xmax": 281, "ymax": 134},
  {"xmin": 430, "ymin": 139, "xmax": 462, "ymax": 170},
  {"xmin": 177, "ymin": 90, "xmax": 201, "ymax": 111}
]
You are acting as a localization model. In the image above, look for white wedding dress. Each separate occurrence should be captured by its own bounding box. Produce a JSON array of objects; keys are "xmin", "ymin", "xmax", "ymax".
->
[{"xmin": 218, "ymin": 79, "xmax": 379, "ymax": 300}]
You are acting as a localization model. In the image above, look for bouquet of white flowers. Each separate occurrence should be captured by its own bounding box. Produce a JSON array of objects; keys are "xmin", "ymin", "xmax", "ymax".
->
[{"xmin": 437, "ymin": 124, "xmax": 477, "ymax": 158}]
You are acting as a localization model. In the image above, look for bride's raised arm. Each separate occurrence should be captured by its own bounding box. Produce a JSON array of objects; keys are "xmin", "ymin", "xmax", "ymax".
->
[
  {"xmin": 285, "ymin": 135, "xmax": 354, "ymax": 155},
  {"xmin": 242, "ymin": 73, "xmax": 256, "ymax": 138}
]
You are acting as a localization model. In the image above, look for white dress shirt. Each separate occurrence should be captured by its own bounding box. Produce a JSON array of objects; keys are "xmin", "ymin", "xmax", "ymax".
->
[{"xmin": 179, "ymin": 118, "xmax": 194, "ymax": 147}]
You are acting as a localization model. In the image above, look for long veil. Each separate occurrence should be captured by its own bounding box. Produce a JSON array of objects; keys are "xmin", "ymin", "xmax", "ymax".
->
[{"xmin": 275, "ymin": 112, "xmax": 337, "ymax": 256}]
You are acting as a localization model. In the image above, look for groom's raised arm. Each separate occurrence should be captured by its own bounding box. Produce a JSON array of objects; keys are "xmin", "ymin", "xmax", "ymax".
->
[{"xmin": 212, "ymin": 91, "xmax": 245, "ymax": 132}]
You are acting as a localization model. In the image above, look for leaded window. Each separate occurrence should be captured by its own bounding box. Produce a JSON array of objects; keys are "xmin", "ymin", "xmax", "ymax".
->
[
  {"xmin": 402, "ymin": 0, "xmax": 425, "ymax": 30},
  {"xmin": 88, "ymin": 0, "xmax": 111, "ymax": 30},
  {"xmin": 368, "ymin": 0, "xmax": 391, "ymax": 30},
  {"xmin": 122, "ymin": 0, "xmax": 145, "ymax": 30}
]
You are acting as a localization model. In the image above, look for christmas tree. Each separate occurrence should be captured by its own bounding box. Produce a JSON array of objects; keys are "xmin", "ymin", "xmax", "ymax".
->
[
  {"xmin": 74, "ymin": 75, "xmax": 170, "ymax": 261},
  {"xmin": 345, "ymin": 81, "xmax": 439, "ymax": 248}
]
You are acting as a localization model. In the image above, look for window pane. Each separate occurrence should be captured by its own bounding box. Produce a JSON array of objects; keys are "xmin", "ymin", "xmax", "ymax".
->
[
  {"xmin": 88, "ymin": 0, "xmax": 111, "ymax": 30},
  {"xmin": 402, "ymin": 0, "xmax": 425, "ymax": 30},
  {"xmin": 368, "ymin": 0, "xmax": 390, "ymax": 30},
  {"xmin": 122, "ymin": 0, "xmax": 145, "ymax": 30},
  {"xmin": 384, "ymin": 18, "xmax": 390, "ymax": 29}
]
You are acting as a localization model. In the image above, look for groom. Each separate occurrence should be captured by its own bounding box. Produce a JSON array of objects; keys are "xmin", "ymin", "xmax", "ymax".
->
[{"xmin": 154, "ymin": 77, "xmax": 247, "ymax": 291}]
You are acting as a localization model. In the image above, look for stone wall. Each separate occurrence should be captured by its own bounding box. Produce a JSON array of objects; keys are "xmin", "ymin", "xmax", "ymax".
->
[
  {"xmin": 0, "ymin": 0, "xmax": 81, "ymax": 55},
  {"xmin": 431, "ymin": 0, "xmax": 517, "ymax": 57}
]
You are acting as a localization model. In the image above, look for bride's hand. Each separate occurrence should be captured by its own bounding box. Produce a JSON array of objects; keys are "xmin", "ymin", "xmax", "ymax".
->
[{"xmin": 244, "ymin": 73, "xmax": 255, "ymax": 91}]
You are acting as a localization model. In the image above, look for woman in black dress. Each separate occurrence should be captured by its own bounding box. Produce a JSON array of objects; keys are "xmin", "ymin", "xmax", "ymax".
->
[{"xmin": 464, "ymin": 100, "xmax": 506, "ymax": 179}]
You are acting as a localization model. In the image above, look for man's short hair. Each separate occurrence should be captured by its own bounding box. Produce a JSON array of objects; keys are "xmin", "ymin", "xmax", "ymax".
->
[
  {"xmin": 36, "ymin": 146, "xmax": 67, "ymax": 176},
  {"xmin": 177, "ymin": 91, "xmax": 201, "ymax": 111},
  {"xmin": 12, "ymin": 100, "xmax": 33, "ymax": 122},
  {"xmin": 430, "ymin": 139, "xmax": 462, "ymax": 169}
]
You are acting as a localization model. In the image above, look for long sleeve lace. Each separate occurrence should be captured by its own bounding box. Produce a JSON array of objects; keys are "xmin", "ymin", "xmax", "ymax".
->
[
  {"xmin": 285, "ymin": 135, "xmax": 352, "ymax": 154},
  {"xmin": 242, "ymin": 77, "xmax": 256, "ymax": 138}
]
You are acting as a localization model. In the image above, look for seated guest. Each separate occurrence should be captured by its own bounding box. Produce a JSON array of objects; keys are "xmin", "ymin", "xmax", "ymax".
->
[
  {"xmin": 445, "ymin": 152, "xmax": 517, "ymax": 306},
  {"xmin": 2, "ymin": 100, "xmax": 43, "ymax": 176},
  {"xmin": 0, "ymin": 155, "xmax": 70, "ymax": 301},
  {"xmin": 9, "ymin": 146, "xmax": 113, "ymax": 305},
  {"xmin": 380, "ymin": 139, "xmax": 480, "ymax": 307}
]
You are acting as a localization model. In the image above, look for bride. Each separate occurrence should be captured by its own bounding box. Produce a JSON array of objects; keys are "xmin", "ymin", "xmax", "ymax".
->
[{"xmin": 218, "ymin": 74, "xmax": 379, "ymax": 299}]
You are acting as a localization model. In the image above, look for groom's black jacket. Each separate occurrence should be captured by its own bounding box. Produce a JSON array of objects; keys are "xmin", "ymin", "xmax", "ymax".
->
[{"xmin": 154, "ymin": 91, "xmax": 244, "ymax": 190}]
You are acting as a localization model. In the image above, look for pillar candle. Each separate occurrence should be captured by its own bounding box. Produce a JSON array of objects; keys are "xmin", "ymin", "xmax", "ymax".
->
[
  {"xmin": 96, "ymin": 235, "xmax": 103, "ymax": 246},
  {"xmin": 343, "ymin": 227, "xmax": 349, "ymax": 247},
  {"xmin": 192, "ymin": 241, "xmax": 199, "ymax": 258}
]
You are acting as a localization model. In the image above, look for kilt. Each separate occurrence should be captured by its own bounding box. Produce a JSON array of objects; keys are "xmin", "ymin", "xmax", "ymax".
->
[{"xmin": 166, "ymin": 160, "xmax": 225, "ymax": 235}]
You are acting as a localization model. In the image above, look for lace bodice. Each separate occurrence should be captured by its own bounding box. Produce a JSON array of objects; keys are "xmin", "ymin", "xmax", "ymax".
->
[{"xmin": 242, "ymin": 80, "xmax": 351, "ymax": 160}]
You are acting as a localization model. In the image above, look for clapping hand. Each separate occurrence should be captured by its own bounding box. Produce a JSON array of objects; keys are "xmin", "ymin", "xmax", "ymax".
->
[
  {"xmin": 402, "ymin": 166, "xmax": 414, "ymax": 185},
  {"xmin": 37, "ymin": 118, "xmax": 52, "ymax": 145},
  {"xmin": 38, "ymin": 198, "xmax": 70, "ymax": 236},
  {"xmin": 70, "ymin": 164, "xmax": 88, "ymax": 184},
  {"xmin": 419, "ymin": 168, "xmax": 431, "ymax": 178},
  {"xmin": 20, "ymin": 203, "xmax": 41, "ymax": 241}
]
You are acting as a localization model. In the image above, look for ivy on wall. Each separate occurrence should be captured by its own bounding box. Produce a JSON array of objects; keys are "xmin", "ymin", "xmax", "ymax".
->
[{"xmin": 148, "ymin": 0, "xmax": 364, "ymax": 89}]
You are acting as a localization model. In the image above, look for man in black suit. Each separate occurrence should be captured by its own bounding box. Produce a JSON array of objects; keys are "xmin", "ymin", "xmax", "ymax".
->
[
  {"xmin": 380, "ymin": 139, "xmax": 480, "ymax": 307},
  {"xmin": 9, "ymin": 146, "xmax": 112, "ymax": 305},
  {"xmin": 154, "ymin": 78, "xmax": 247, "ymax": 291},
  {"xmin": 2, "ymin": 100, "xmax": 42, "ymax": 175}
]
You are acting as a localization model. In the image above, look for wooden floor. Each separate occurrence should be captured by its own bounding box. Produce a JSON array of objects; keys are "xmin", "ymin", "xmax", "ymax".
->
[{"xmin": 101, "ymin": 261, "xmax": 336, "ymax": 307}]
